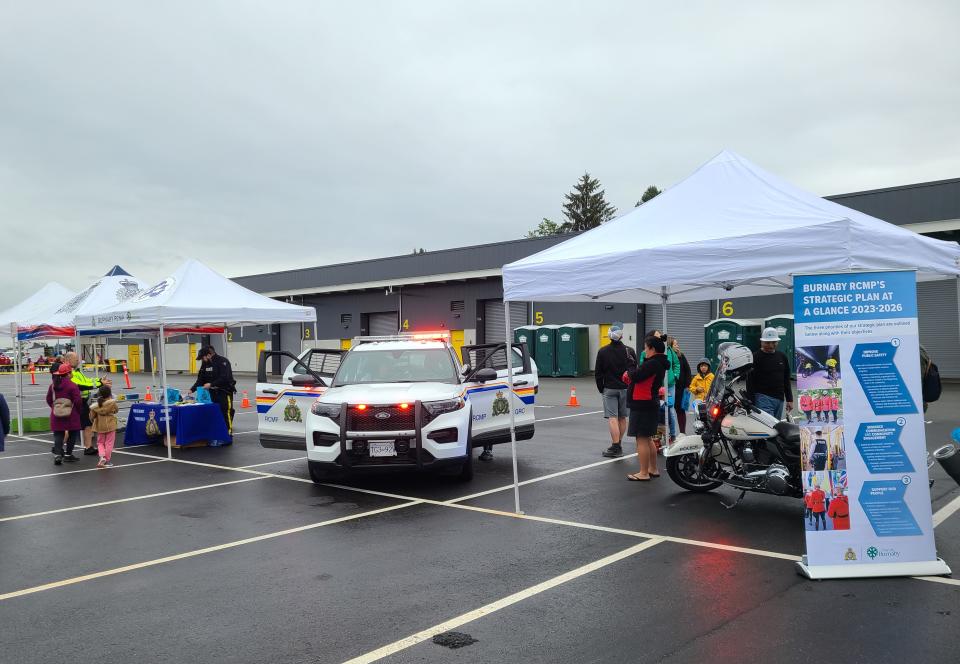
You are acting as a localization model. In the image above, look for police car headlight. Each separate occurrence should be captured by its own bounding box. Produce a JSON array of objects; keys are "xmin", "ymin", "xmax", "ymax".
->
[
  {"xmin": 311, "ymin": 402, "xmax": 341, "ymax": 419},
  {"xmin": 422, "ymin": 397, "xmax": 465, "ymax": 416}
]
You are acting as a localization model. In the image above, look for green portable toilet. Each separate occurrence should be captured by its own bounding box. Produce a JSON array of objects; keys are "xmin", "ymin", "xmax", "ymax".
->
[
  {"xmin": 764, "ymin": 314, "xmax": 796, "ymax": 377},
  {"xmin": 704, "ymin": 318, "xmax": 762, "ymax": 370},
  {"xmin": 556, "ymin": 324, "xmax": 590, "ymax": 377},
  {"xmin": 514, "ymin": 325, "xmax": 539, "ymax": 362},
  {"xmin": 535, "ymin": 325, "xmax": 560, "ymax": 377}
]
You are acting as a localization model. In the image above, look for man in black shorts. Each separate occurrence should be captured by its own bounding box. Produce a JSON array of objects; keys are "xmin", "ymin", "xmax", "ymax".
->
[{"xmin": 625, "ymin": 336, "xmax": 669, "ymax": 481}]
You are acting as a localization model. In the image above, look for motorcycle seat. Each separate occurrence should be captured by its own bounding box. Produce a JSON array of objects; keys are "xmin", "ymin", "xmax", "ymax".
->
[{"xmin": 775, "ymin": 421, "xmax": 801, "ymax": 444}]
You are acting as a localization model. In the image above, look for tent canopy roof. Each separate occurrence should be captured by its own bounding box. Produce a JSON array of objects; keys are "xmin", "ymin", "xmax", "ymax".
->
[
  {"xmin": 77, "ymin": 258, "xmax": 317, "ymax": 330},
  {"xmin": 104, "ymin": 265, "xmax": 132, "ymax": 276},
  {"xmin": 502, "ymin": 151, "xmax": 960, "ymax": 303},
  {"xmin": 17, "ymin": 274, "xmax": 150, "ymax": 338},
  {"xmin": 0, "ymin": 282, "xmax": 76, "ymax": 336}
]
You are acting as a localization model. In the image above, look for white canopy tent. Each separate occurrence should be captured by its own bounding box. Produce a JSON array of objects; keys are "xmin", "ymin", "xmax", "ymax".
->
[
  {"xmin": 75, "ymin": 258, "xmax": 317, "ymax": 459},
  {"xmin": 497, "ymin": 150, "xmax": 960, "ymax": 513},
  {"xmin": 0, "ymin": 282, "xmax": 76, "ymax": 434}
]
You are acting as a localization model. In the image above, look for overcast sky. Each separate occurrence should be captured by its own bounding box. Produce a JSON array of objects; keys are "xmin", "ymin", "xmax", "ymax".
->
[{"xmin": 1, "ymin": 1, "xmax": 958, "ymax": 309}]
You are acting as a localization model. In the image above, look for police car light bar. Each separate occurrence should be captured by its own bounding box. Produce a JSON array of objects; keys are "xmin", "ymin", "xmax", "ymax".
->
[{"xmin": 353, "ymin": 332, "xmax": 451, "ymax": 344}]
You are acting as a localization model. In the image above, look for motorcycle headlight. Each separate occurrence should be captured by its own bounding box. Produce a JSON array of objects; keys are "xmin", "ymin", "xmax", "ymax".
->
[
  {"xmin": 311, "ymin": 401, "xmax": 341, "ymax": 418},
  {"xmin": 422, "ymin": 397, "xmax": 465, "ymax": 417}
]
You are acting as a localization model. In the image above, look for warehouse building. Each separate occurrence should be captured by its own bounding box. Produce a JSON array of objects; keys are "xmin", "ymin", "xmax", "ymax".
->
[{"xmin": 131, "ymin": 177, "xmax": 960, "ymax": 378}]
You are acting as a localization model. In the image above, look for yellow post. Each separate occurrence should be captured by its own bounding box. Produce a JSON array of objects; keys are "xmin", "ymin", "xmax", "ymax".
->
[
  {"xmin": 340, "ymin": 339, "xmax": 352, "ymax": 350},
  {"xmin": 188, "ymin": 343, "xmax": 198, "ymax": 373},
  {"xmin": 256, "ymin": 341, "xmax": 266, "ymax": 365},
  {"xmin": 450, "ymin": 330, "xmax": 465, "ymax": 360}
]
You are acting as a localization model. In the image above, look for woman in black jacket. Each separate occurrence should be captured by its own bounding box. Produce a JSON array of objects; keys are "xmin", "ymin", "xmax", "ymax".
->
[{"xmin": 625, "ymin": 336, "xmax": 669, "ymax": 481}]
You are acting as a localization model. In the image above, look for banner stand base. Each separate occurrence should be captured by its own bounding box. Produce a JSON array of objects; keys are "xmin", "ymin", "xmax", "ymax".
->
[{"xmin": 796, "ymin": 555, "xmax": 951, "ymax": 580}]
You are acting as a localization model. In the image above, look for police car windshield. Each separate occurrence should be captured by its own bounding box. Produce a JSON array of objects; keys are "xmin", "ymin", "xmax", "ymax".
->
[{"xmin": 332, "ymin": 348, "xmax": 458, "ymax": 386}]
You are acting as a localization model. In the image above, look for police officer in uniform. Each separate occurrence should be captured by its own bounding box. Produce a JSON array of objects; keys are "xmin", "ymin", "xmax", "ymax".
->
[{"xmin": 189, "ymin": 346, "xmax": 236, "ymax": 433}]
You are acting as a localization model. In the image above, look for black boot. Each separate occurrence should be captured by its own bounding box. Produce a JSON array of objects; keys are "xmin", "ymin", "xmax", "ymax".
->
[{"xmin": 602, "ymin": 444, "xmax": 624, "ymax": 458}]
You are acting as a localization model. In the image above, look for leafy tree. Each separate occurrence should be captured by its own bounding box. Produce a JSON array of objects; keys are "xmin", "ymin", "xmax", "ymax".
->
[
  {"xmin": 561, "ymin": 172, "xmax": 617, "ymax": 231},
  {"xmin": 526, "ymin": 218, "xmax": 562, "ymax": 238},
  {"xmin": 635, "ymin": 185, "xmax": 662, "ymax": 207}
]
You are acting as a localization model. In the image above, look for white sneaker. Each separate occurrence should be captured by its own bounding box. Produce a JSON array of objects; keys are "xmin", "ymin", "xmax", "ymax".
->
[
  {"xmin": 104, "ymin": 461, "xmax": 114, "ymax": 468},
  {"xmin": 96, "ymin": 457, "xmax": 106, "ymax": 468}
]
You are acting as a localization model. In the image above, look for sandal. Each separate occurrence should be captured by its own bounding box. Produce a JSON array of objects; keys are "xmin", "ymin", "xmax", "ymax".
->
[
  {"xmin": 627, "ymin": 473, "xmax": 651, "ymax": 481},
  {"xmin": 649, "ymin": 472, "xmax": 661, "ymax": 478}
]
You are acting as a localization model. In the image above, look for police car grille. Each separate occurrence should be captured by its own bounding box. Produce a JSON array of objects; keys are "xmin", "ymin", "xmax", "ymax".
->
[{"xmin": 348, "ymin": 406, "xmax": 416, "ymax": 431}]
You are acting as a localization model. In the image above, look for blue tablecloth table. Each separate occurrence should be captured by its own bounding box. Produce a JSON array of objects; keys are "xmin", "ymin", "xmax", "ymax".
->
[{"xmin": 124, "ymin": 402, "xmax": 232, "ymax": 447}]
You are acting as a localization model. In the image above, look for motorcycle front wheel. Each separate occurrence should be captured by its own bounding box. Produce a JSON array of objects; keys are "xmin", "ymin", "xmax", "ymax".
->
[{"xmin": 667, "ymin": 453, "xmax": 724, "ymax": 492}]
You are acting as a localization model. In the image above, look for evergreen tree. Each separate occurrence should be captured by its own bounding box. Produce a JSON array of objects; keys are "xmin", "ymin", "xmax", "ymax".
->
[
  {"xmin": 526, "ymin": 218, "xmax": 562, "ymax": 238},
  {"xmin": 561, "ymin": 172, "xmax": 617, "ymax": 231},
  {"xmin": 635, "ymin": 185, "xmax": 662, "ymax": 207}
]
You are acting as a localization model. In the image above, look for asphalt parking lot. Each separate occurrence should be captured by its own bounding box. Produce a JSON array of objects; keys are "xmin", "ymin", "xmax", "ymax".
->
[{"xmin": 1, "ymin": 371, "xmax": 958, "ymax": 663}]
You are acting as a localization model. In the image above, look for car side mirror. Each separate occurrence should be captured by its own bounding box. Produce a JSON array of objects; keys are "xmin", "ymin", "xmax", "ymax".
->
[
  {"xmin": 472, "ymin": 367, "xmax": 498, "ymax": 383},
  {"xmin": 290, "ymin": 374, "xmax": 319, "ymax": 388}
]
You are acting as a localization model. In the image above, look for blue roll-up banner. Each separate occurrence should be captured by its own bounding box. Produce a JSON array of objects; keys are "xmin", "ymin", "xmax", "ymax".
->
[{"xmin": 793, "ymin": 270, "xmax": 950, "ymax": 579}]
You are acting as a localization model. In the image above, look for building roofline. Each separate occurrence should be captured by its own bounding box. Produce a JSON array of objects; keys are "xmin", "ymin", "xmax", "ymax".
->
[
  {"xmin": 826, "ymin": 177, "xmax": 960, "ymax": 200},
  {"xmin": 233, "ymin": 233, "xmax": 580, "ymax": 281}
]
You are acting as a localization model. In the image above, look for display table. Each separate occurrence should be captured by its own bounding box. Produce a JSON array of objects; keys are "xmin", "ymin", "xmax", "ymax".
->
[{"xmin": 124, "ymin": 402, "xmax": 232, "ymax": 447}]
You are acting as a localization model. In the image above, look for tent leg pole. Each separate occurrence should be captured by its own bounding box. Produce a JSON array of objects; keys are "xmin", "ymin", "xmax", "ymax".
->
[
  {"xmin": 504, "ymin": 300, "xmax": 521, "ymax": 514},
  {"xmin": 661, "ymin": 287, "xmax": 668, "ymax": 334},
  {"xmin": 222, "ymin": 329, "xmax": 228, "ymax": 359},
  {"xmin": 14, "ymin": 335, "xmax": 23, "ymax": 435},
  {"xmin": 159, "ymin": 325, "xmax": 172, "ymax": 461},
  {"xmin": 148, "ymin": 338, "xmax": 156, "ymax": 387}
]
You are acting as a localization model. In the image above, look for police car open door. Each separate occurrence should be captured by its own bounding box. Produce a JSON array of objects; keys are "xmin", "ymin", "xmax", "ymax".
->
[
  {"xmin": 460, "ymin": 342, "xmax": 537, "ymax": 447},
  {"xmin": 257, "ymin": 349, "xmax": 344, "ymax": 450}
]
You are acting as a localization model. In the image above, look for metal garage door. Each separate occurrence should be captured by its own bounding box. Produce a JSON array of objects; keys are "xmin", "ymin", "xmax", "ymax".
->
[
  {"xmin": 368, "ymin": 311, "xmax": 399, "ymax": 336},
  {"xmin": 483, "ymin": 300, "xmax": 528, "ymax": 344},
  {"xmin": 917, "ymin": 280, "xmax": 960, "ymax": 379},
  {"xmin": 644, "ymin": 301, "xmax": 711, "ymax": 364}
]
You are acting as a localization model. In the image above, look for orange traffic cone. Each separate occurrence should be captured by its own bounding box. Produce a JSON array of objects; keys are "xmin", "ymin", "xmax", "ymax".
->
[
  {"xmin": 566, "ymin": 385, "xmax": 580, "ymax": 407},
  {"xmin": 145, "ymin": 386, "xmax": 153, "ymax": 402},
  {"xmin": 123, "ymin": 363, "xmax": 132, "ymax": 389},
  {"xmin": 241, "ymin": 390, "xmax": 251, "ymax": 409}
]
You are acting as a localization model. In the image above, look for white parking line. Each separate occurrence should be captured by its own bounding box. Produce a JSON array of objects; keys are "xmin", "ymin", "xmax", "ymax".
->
[
  {"xmin": 932, "ymin": 492, "xmax": 960, "ymax": 528},
  {"xmin": 0, "ymin": 477, "xmax": 268, "ymax": 522},
  {"xmin": 0, "ymin": 460, "xmax": 165, "ymax": 483},
  {"xmin": 447, "ymin": 453, "xmax": 638, "ymax": 504},
  {"xmin": 0, "ymin": 501, "xmax": 422, "ymax": 602},
  {"xmin": 538, "ymin": 410, "xmax": 603, "ymax": 422},
  {"xmin": 0, "ymin": 452, "xmax": 53, "ymax": 461},
  {"xmin": 239, "ymin": 457, "xmax": 307, "ymax": 469},
  {"xmin": 342, "ymin": 538, "xmax": 664, "ymax": 664}
]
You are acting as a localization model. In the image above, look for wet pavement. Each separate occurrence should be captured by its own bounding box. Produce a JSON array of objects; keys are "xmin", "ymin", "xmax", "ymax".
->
[{"xmin": 0, "ymin": 377, "xmax": 957, "ymax": 663}]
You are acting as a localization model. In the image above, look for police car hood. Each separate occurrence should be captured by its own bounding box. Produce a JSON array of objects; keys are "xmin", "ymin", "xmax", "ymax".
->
[{"xmin": 320, "ymin": 382, "xmax": 462, "ymax": 405}]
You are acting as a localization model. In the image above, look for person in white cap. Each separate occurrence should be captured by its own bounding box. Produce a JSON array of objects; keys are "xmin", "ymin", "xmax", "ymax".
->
[
  {"xmin": 746, "ymin": 327, "xmax": 793, "ymax": 419},
  {"xmin": 594, "ymin": 324, "xmax": 637, "ymax": 458}
]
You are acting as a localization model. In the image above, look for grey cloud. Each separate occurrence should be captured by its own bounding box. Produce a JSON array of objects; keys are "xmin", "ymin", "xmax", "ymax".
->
[{"xmin": 1, "ymin": 0, "xmax": 958, "ymax": 308}]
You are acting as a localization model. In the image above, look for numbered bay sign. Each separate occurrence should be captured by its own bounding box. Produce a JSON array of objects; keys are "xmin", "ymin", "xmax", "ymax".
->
[{"xmin": 793, "ymin": 270, "xmax": 950, "ymax": 580}]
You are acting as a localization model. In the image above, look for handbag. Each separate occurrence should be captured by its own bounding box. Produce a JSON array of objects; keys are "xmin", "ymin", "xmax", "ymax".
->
[
  {"xmin": 52, "ymin": 397, "xmax": 73, "ymax": 418},
  {"xmin": 195, "ymin": 386, "xmax": 212, "ymax": 404},
  {"xmin": 680, "ymin": 389, "xmax": 691, "ymax": 412}
]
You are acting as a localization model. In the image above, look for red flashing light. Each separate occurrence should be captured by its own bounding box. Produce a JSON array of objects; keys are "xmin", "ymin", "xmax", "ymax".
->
[
  {"xmin": 356, "ymin": 404, "xmax": 367, "ymax": 411},
  {"xmin": 399, "ymin": 403, "xmax": 410, "ymax": 410},
  {"xmin": 711, "ymin": 406, "xmax": 721, "ymax": 418},
  {"xmin": 409, "ymin": 332, "xmax": 451, "ymax": 341}
]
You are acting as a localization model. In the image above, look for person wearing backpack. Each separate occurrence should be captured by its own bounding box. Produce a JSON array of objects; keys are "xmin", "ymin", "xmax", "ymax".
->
[{"xmin": 46, "ymin": 363, "xmax": 82, "ymax": 465}]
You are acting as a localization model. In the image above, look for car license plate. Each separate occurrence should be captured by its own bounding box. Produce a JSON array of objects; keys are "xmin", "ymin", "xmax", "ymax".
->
[{"xmin": 369, "ymin": 442, "xmax": 397, "ymax": 457}]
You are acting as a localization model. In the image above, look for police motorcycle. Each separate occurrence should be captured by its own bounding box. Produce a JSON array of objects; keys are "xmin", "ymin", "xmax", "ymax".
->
[{"xmin": 664, "ymin": 343, "xmax": 803, "ymax": 508}]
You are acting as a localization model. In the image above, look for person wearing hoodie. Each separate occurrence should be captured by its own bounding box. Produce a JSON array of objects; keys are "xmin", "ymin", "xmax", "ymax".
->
[
  {"xmin": 90, "ymin": 384, "xmax": 119, "ymax": 468},
  {"xmin": 595, "ymin": 325, "xmax": 638, "ymax": 458},
  {"xmin": 662, "ymin": 334, "xmax": 681, "ymax": 443}
]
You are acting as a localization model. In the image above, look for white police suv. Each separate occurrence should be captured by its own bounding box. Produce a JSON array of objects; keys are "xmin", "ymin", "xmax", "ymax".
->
[{"xmin": 257, "ymin": 334, "xmax": 537, "ymax": 482}]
